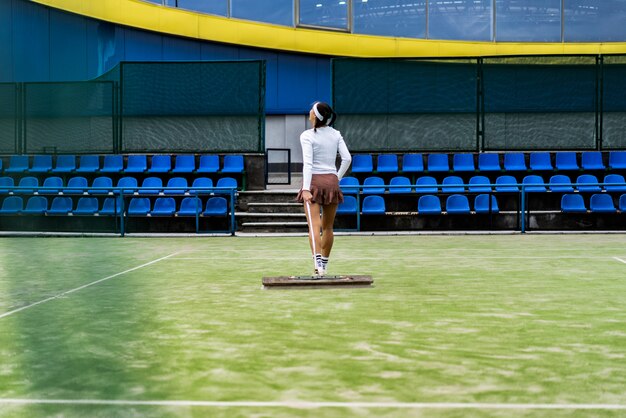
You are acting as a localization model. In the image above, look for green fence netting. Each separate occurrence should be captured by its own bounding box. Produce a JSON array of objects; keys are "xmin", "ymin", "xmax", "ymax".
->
[
  {"xmin": 601, "ymin": 56, "xmax": 626, "ymax": 150},
  {"xmin": 0, "ymin": 83, "xmax": 17, "ymax": 154}
]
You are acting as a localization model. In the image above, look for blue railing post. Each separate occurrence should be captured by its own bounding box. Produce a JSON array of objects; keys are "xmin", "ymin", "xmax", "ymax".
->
[
  {"xmin": 230, "ymin": 188, "xmax": 236, "ymax": 235},
  {"xmin": 356, "ymin": 191, "xmax": 361, "ymax": 232},
  {"xmin": 520, "ymin": 185, "xmax": 526, "ymax": 233},
  {"xmin": 119, "ymin": 191, "xmax": 125, "ymax": 237},
  {"xmin": 194, "ymin": 190, "xmax": 200, "ymax": 234}
]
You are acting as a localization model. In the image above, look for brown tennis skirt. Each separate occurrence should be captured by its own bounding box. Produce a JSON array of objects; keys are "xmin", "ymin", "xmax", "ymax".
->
[{"xmin": 296, "ymin": 174, "xmax": 344, "ymax": 205}]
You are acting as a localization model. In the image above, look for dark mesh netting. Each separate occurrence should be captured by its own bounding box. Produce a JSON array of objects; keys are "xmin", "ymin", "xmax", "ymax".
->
[
  {"xmin": 601, "ymin": 57, "xmax": 626, "ymax": 149},
  {"xmin": 24, "ymin": 82, "xmax": 115, "ymax": 154},
  {"xmin": 0, "ymin": 83, "xmax": 17, "ymax": 153}
]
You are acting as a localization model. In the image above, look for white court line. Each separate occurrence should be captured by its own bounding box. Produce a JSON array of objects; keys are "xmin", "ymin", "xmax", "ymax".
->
[
  {"xmin": 0, "ymin": 399, "xmax": 625, "ymax": 410},
  {"xmin": 172, "ymin": 256, "xmax": 610, "ymax": 260},
  {"xmin": 613, "ymin": 257, "xmax": 626, "ymax": 264},
  {"xmin": 0, "ymin": 252, "xmax": 182, "ymax": 320}
]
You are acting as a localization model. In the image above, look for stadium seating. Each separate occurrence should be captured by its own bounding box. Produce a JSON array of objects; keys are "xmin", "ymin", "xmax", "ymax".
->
[
  {"xmin": 362, "ymin": 176, "xmax": 385, "ymax": 194},
  {"xmin": 48, "ymin": 197, "xmax": 73, "ymax": 215},
  {"xmin": 442, "ymin": 176, "xmax": 464, "ymax": 193},
  {"xmin": 148, "ymin": 155, "xmax": 172, "ymax": 173},
  {"xmin": 427, "ymin": 154, "xmax": 449, "ymax": 172},
  {"xmin": 620, "ymin": 194, "xmax": 626, "ymax": 211},
  {"xmin": 503, "ymin": 153, "xmax": 527, "ymax": 171},
  {"xmin": 339, "ymin": 176, "xmax": 359, "ymax": 194},
  {"xmin": 125, "ymin": 155, "xmax": 147, "ymax": 173},
  {"xmin": 177, "ymin": 197, "xmax": 203, "ymax": 216},
  {"xmin": 576, "ymin": 174, "xmax": 601, "ymax": 192},
  {"xmin": 221, "ymin": 155, "xmax": 244, "ymax": 173},
  {"xmin": 495, "ymin": 175, "xmax": 519, "ymax": 192},
  {"xmin": 446, "ymin": 194, "xmax": 470, "ymax": 214},
  {"xmin": 73, "ymin": 197, "xmax": 99, "ymax": 215},
  {"xmin": 529, "ymin": 152, "xmax": 553, "ymax": 171},
  {"xmin": 561, "ymin": 194, "xmax": 587, "ymax": 213},
  {"xmin": 0, "ymin": 196, "xmax": 23, "ymax": 214},
  {"xmin": 418, "ymin": 195, "xmax": 441, "ymax": 214},
  {"xmin": 351, "ymin": 154, "xmax": 373, "ymax": 173},
  {"xmin": 609, "ymin": 151, "xmax": 626, "ymax": 169},
  {"xmin": 66, "ymin": 177, "xmax": 88, "ymax": 194},
  {"xmin": 474, "ymin": 194, "xmax": 499, "ymax": 214},
  {"xmin": 30, "ymin": 155, "xmax": 52, "ymax": 173},
  {"xmin": 388, "ymin": 176, "xmax": 412, "ymax": 194},
  {"xmin": 190, "ymin": 177, "xmax": 213, "ymax": 194},
  {"xmin": 172, "ymin": 155, "xmax": 196, "ymax": 173},
  {"xmin": 101, "ymin": 155, "xmax": 123, "ymax": 173},
  {"xmin": 197, "ymin": 155, "xmax": 220, "ymax": 173},
  {"xmin": 117, "ymin": 177, "xmax": 138, "ymax": 194},
  {"xmin": 415, "ymin": 176, "xmax": 438, "ymax": 194},
  {"xmin": 23, "ymin": 196, "xmax": 47, "ymax": 214},
  {"xmin": 376, "ymin": 154, "xmax": 398, "ymax": 173},
  {"xmin": 0, "ymin": 177, "xmax": 14, "ymax": 194},
  {"xmin": 452, "ymin": 154, "xmax": 475, "ymax": 172},
  {"xmin": 128, "ymin": 197, "xmax": 151, "ymax": 216},
  {"xmin": 468, "ymin": 175, "xmax": 491, "ymax": 193},
  {"xmin": 52, "ymin": 155, "xmax": 76, "ymax": 173},
  {"xmin": 89, "ymin": 177, "xmax": 113, "ymax": 194},
  {"xmin": 41, "ymin": 177, "xmax": 63, "ymax": 194},
  {"xmin": 100, "ymin": 197, "xmax": 123, "ymax": 216},
  {"xmin": 555, "ymin": 152, "xmax": 579, "ymax": 171},
  {"xmin": 139, "ymin": 177, "xmax": 163, "ymax": 195},
  {"xmin": 216, "ymin": 177, "xmax": 238, "ymax": 192},
  {"xmin": 401, "ymin": 154, "xmax": 424, "ymax": 173},
  {"xmin": 17, "ymin": 177, "xmax": 38, "ymax": 194},
  {"xmin": 337, "ymin": 195, "xmax": 358, "ymax": 214},
  {"xmin": 5, "ymin": 155, "xmax": 29, "ymax": 173},
  {"xmin": 151, "ymin": 197, "xmax": 176, "ymax": 216},
  {"xmin": 165, "ymin": 177, "xmax": 188, "ymax": 195},
  {"xmin": 604, "ymin": 174, "xmax": 626, "ymax": 192},
  {"xmin": 478, "ymin": 153, "xmax": 501, "ymax": 172},
  {"xmin": 522, "ymin": 175, "xmax": 546, "ymax": 192},
  {"xmin": 204, "ymin": 197, "xmax": 228, "ymax": 216},
  {"xmin": 75, "ymin": 155, "xmax": 100, "ymax": 173},
  {"xmin": 590, "ymin": 194, "xmax": 616, "ymax": 213},
  {"xmin": 361, "ymin": 195, "xmax": 385, "ymax": 215},
  {"xmin": 581, "ymin": 151, "xmax": 605, "ymax": 170},
  {"xmin": 549, "ymin": 175, "xmax": 574, "ymax": 192}
]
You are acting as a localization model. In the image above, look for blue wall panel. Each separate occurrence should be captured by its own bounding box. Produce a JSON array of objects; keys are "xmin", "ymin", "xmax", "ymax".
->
[
  {"xmin": 124, "ymin": 29, "xmax": 163, "ymax": 61},
  {"xmin": 12, "ymin": 0, "xmax": 50, "ymax": 81},
  {"xmin": 87, "ymin": 21, "xmax": 126, "ymax": 79},
  {"xmin": 0, "ymin": 0, "xmax": 13, "ymax": 80},
  {"xmin": 200, "ymin": 42, "xmax": 239, "ymax": 61},
  {"xmin": 49, "ymin": 9, "xmax": 88, "ymax": 81},
  {"xmin": 163, "ymin": 36, "xmax": 202, "ymax": 60},
  {"xmin": 238, "ymin": 48, "xmax": 279, "ymax": 112}
]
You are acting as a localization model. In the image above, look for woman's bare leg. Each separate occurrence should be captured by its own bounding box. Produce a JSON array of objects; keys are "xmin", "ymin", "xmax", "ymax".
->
[{"xmin": 321, "ymin": 203, "xmax": 338, "ymax": 258}]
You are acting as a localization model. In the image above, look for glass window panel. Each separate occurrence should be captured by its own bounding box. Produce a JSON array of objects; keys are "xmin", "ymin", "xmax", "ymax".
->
[
  {"xmin": 353, "ymin": 0, "xmax": 426, "ymax": 38},
  {"xmin": 495, "ymin": 0, "xmax": 561, "ymax": 42},
  {"xmin": 174, "ymin": 0, "xmax": 228, "ymax": 16},
  {"xmin": 428, "ymin": 0, "xmax": 493, "ymax": 41},
  {"xmin": 564, "ymin": 0, "xmax": 626, "ymax": 42},
  {"xmin": 232, "ymin": 0, "xmax": 294, "ymax": 26},
  {"xmin": 299, "ymin": 0, "xmax": 349, "ymax": 29}
]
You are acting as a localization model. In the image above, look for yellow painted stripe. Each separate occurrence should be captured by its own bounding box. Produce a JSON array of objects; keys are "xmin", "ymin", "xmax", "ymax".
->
[{"xmin": 31, "ymin": 0, "xmax": 626, "ymax": 57}]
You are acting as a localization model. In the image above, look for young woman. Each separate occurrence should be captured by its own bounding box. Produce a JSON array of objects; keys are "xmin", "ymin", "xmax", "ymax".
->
[{"xmin": 296, "ymin": 102, "xmax": 352, "ymax": 276}]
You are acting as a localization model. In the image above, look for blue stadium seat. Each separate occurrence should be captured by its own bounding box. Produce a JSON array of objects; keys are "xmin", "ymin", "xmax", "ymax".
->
[
  {"xmin": 17, "ymin": 177, "xmax": 38, "ymax": 194},
  {"xmin": 0, "ymin": 196, "xmax": 23, "ymax": 214},
  {"xmin": 561, "ymin": 194, "xmax": 587, "ymax": 213},
  {"xmin": 529, "ymin": 152, "xmax": 553, "ymax": 171},
  {"xmin": 446, "ymin": 194, "xmax": 470, "ymax": 214},
  {"xmin": 495, "ymin": 175, "xmax": 519, "ymax": 192},
  {"xmin": 418, "ymin": 195, "xmax": 441, "ymax": 214},
  {"xmin": 609, "ymin": 151, "xmax": 626, "ymax": 170},
  {"xmin": 468, "ymin": 175, "xmax": 491, "ymax": 193},
  {"xmin": 128, "ymin": 197, "xmax": 151, "ymax": 216},
  {"xmin": 388, "ymin": 176, "xmax": 412, "ymax": 194},
  {"xmin": 522, "ymin": 175, "xmax": 546, "ymax": 192},
  {"xmin": 427, "ymin": 154, "xmax": 449, "ymax": 172},
  {"xmin": 139, "ymin": 177, "xmax": 163, "ymax": 195},
  {"xmin": 151, "ymin": 197, "xmax": 176, "ymax": 216},
  {"xmin": 190, "ymin": 177, "xmax": 213, "ymax": 194},
  {"xmin": 52, "ymin": 155, "xmax": 76, "ymax": 173},
  {"xmin": 337, "ymin": 195, "xmax": 358, "ymax": 214},
  {"xmin": 204, "ymin": 196, "xmax": 228, "ymax": 216},
  {"xmin": 30, "ymin": 155, "xmax": 52, "ymax": 173},
  {"xmin": 216, "ymin": 177, "xmax": 238, "ymax": 192},
  {"xmin": 589, "ymin": 194, "xmax": 616, "ymax": 213},
  {"xmin": 89, "ymin": 176, "xmax": 113, "ymax": 195},
  {"xmin": 351, "ymin": 154, "xmax": 373, "ymax": 173},
  {"xmin": 549, "ymin": 175, "xmax": 574, "ymax": 192},
  {"xmin": 196, "ymin": 155, "xmax": 220, "ymax": 173},
  {"xmin": 576, "ymin": 174, "xmax": 601, "ymax": 192},
  {"xmin": 474, "ymin": 194, "xmax": 499, "ymax": 214},
  {"xmin": 401, "ymin": 154, "xmax": 424, "ymax": 173},
  {"xmin": 376, "ymin": 154, "xmax": 398, "ymax": 173},
  {"xmin": 172, "ymin": 155, "xmax": 196, "ymax": 173},
  {"xmin": 42, "ymin": 177, "xmax": 63, "ymax": 194},
  {"xmin": 339, "ymin": 176, "xmax": 360, "ymax": 194},
  {"xmin": 604, "ymin": 174, "xmax": 626, "ymax": 193},
  {"xmin": 75, "ymin": 155, "xmax": 100, "ymax": 173},
  {"xmin": 581, "ymin": 151, "xmax": 605, "ymax": 170},
  {"xmin": 100, "ymin": 197, "xmax": 123, "ymax": 216},
  {"xmin": 165, "ymin": 177, "xmax": 188, "ymax": 195},
  {"xmin": 362, "ymin": 176, "xmax": 385, "ymax": 194},
  {"xmin": 116, "ymin": 177, "xmax": 138, "ymax": 195},
  {"xmin": 73, "ymin": 197, "xmax": 98, "ymax": 215},
  {"xmin": 415, "ymin": 176, "xmax": 438, "ymax": 194},
  {"xmin": 362, "ymin": 195, "xmax": 385, "ymax": 215},
  {"xmin": 452, "ymin": 153, "xmax": 475, "ymax": 172},
  {"xmin": 620, "ymin": 194, "xmax": 626, "ymax": 212},
  {"xmin": 0, "ymin": 177, "xmax": 14, "ymax": 194},
  {"xmin": 555, "ymin": 152, "xmax": 579, "ymax": 171},
  {"xmin": 478, "ymin": 153, "xmax": 501, "ymax": 172},
  {"xmin": 148, "ymin": 155, "xmax": 172, "ymax": 173},
  {"xmin": 442, "ymin": 176, "xmax": 464, "ymax": 193},
  {"xmin": 503, "ymin": 153, "xmax": 527, "ymax": 171},
  {"xmin": 23, "ymin": 196, "xmax": 47, "ymax": 214},
  {"xmin": 65, "ymin": 176, "xmax": 88, "ymax": 194},
  {"xmin": 177, "ymin": 197, "xmax": 203, "ymax": 216},
  {"xmin": 48, "ymin": 197, "xmax": 73, "ymax": 215},
  {"xmin": 125, "ymin": 155, "xmax": 147, "ymax": 173},
  {"xmin": 221, "ymin": 155, "xmax": 244, "ymax": 173},
  {"xmin": 101, "ymin": 155, "xmax": 123, "ymax": 173},
  {"xmin": 6, "ymin": 155, "xmax": 29, "ymax": 173}
]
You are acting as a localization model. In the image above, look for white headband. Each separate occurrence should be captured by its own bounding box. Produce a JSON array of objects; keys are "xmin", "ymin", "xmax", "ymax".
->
[{"xmin": 313, "ymin": 103, "xmax": 324, "ymax": 121}]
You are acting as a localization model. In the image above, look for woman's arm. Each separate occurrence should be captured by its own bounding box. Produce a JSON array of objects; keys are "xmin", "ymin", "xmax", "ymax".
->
[{"xmin": 336, "ymin": 136, "xmax": 352, "ymax": 180}]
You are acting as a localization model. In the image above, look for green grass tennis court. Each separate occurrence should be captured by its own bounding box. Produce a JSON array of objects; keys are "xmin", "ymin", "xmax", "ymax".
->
[{"xmin": 1, "ymin": 234, "xmax": 626, "ymax": 417}]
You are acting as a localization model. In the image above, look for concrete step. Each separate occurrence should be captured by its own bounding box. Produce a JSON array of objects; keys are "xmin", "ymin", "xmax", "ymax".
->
[{"xmin": 247, "ymin": 202, "xmax": 303, "ymax": 214}]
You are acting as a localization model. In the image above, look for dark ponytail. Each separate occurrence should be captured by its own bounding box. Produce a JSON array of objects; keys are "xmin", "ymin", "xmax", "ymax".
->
[{"xmin": 313, "ymin": 102, "xmax": 336, "ymax": 131}]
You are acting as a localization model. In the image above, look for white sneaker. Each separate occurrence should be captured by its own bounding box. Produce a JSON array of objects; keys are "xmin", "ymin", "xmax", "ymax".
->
[{"xmin": 314, "ymin": 259, "xmax": 326, "ymax": 276}]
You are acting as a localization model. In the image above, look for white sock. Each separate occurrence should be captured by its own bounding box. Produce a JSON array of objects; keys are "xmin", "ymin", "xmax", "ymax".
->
[{"xmin": 321, "ymin": 256, "xmax": 329, "ymax": 270}]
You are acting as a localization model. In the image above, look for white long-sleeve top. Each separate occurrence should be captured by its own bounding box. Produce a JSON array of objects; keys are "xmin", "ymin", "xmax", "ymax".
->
[{"xmin": 300, "ymin": 126, "xmax": 352, "ymax": 191}]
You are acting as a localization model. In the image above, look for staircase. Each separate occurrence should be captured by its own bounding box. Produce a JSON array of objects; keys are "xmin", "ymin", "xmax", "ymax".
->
[{"xmin": 237, "ymin": 190, "xmax": 308, "ymax": 233}]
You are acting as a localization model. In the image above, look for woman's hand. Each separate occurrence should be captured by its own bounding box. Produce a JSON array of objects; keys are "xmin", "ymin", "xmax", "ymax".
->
[{"xmin": 301, "ymin": 190, "xmax": 313, "ymax": 202}]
